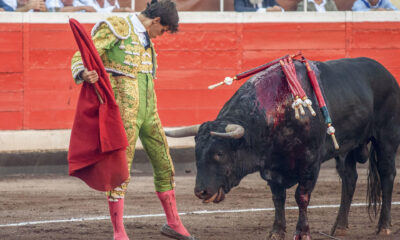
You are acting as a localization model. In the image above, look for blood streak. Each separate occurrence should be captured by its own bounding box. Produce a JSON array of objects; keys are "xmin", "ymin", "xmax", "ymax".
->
[{"xmin": 252, "ymin": 64, "xmax": 291, "ymax": 128}]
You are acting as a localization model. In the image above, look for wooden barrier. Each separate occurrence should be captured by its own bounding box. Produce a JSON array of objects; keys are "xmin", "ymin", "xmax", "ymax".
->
[{"xmin": 1, "ymin": 12, "xmax": 400, "ymax": 130}]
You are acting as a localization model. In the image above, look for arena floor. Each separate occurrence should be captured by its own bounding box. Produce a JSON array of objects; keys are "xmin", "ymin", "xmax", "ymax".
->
[{"xmin": 1, "ymin": 166, "xmax": 399, "ymax": 240}]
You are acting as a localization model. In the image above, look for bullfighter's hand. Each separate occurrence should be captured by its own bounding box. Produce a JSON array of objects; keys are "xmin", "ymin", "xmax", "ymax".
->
[{"xmin": 82, "ymin": 69, "xmax": 99, "ymax": 84}]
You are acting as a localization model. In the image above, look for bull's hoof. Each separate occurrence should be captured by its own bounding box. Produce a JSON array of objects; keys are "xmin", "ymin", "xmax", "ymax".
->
[
  {"xmin": 377, "ymin": 228, "xmax": 391, "ymax": 235},
  {"xmin": 333, "ymin": 227, "xmax": 348, "ymax": 236},
  {"xmin": 293, "ymin": 231, "xmax": 312, "ymax": 240},
  {"xmin": 267, "ymin": 231, "xmax": 285, "ymax": 240}
]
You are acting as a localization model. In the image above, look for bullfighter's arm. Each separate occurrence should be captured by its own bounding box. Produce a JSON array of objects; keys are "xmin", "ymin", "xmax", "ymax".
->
[
  {"xmin": 71, "ymin": 16, "xmax": 129, "ymax": 84},
  {"xmin": 71, "ymin": 26, "xmax": 117, "ymax": 84}
]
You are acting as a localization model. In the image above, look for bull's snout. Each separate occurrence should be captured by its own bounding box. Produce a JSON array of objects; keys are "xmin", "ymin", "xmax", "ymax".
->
[
  {"xmin": 194, "ymin": 187, "xmax": 225, "ymax": 203},
  {"xmin": 194, "ymin": 189, "xmax": 208, "ymax": 199}
]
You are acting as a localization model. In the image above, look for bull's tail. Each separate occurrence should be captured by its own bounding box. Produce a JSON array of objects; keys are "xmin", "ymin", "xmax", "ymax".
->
[{"xmin": 366, "ymin": 141, "xmax": 381, "ymax": 220}]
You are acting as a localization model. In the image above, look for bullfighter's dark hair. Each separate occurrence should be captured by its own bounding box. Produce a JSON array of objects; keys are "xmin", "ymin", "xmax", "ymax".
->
[{"xmin": 141, "ymin": 0, "xmax": 179, "ymax": 33}]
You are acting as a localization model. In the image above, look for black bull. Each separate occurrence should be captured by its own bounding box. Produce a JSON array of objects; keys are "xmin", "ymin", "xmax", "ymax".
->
[{"xmin": 165, "ymin": 57, "xmax": 400, "ymax": 239}]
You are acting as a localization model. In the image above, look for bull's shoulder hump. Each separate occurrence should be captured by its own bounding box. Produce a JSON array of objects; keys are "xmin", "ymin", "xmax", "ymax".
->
[{"xmin": 323, "ymin": 57, "xmax": 381, "ymax": 67}]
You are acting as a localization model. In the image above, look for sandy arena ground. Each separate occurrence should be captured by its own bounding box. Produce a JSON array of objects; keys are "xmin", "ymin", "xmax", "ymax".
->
[{"xmin": 0, "ymin": 166, "xmax": 400, "ymax": 240}]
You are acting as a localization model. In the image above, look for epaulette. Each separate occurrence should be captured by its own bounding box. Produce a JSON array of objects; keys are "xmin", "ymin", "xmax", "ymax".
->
[{"xmin": 91, "ymin": 16, "xmax": 131, "ymax": 40}]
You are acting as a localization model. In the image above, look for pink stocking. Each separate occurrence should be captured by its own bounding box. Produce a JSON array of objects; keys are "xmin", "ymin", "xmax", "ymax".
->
[
  {"xmin": 157, "ymin": 189, "xmax": 190, "ymax": 237},
  {"xmin": 108, "ymin": 198, "xmax": 129, "ymax": 240}
]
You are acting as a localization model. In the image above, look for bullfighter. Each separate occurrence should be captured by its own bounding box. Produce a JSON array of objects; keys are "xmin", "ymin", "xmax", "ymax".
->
[{"xmin": 70, "ymin": 0, "xmax": 197, "ymax": 239}]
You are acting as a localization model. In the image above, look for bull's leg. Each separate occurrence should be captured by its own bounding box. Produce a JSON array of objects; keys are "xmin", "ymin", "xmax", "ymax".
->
[
  {"xmin": 268, "ymin": 184, "xmax": 286, "ymax": 240},
  {"xmin": 293, "ymin": 185, "xmax": 312, "ymax": 240},
  {"xmin": 331, "ymin": 152, "xmax": 358, "ymax": 236},
  {"xmin": 293, "ymin": 162, "xmax": 320, "ymax": 240},
  {"xmin": 375, "ymin": 143, "xmax": 397, "ymax": 235}
]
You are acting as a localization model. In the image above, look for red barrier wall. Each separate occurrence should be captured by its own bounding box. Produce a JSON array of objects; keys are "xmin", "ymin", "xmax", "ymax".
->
[{"xmin": 1, "ymin": 17, "xmax": 400, "ymax": 130}]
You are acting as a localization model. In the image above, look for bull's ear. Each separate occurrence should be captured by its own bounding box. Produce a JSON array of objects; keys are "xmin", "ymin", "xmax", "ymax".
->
[{"xmin": 210, "ymin": 124, "xmax": 245, "ymax": 139}]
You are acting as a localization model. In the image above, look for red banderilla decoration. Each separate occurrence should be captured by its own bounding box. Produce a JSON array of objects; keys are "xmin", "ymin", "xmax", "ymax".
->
[
  {"xmin": 280, "ymin": 57, "xmax": 316, "ymax": 119},
  {"xmin": 208, "ymin": 52, "xmax": 302, "ymax": 89},
  {"xmin": 303, "ymin": 58, "xmax": 339, "ymax": 149}
]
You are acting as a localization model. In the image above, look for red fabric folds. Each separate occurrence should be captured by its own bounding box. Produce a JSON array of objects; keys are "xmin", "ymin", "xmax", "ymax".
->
[{"xmin": 68, "ymin": 18, "xmax": 129, "ymax": 191}]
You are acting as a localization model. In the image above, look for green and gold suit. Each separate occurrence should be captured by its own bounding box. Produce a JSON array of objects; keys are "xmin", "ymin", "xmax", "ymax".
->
[{"xmin": 71, "ymin": 16, "xmax": 175, "ymax": 200}]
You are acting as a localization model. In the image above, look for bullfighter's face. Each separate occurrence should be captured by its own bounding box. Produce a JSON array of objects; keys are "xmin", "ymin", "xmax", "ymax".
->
[
  {"xmin": 148, "ymin": 17, "xmax": 169, "ymax": 39},
  {"xmin": 193, "ymin": 121, "xmax": 244, "ymax": 203}
]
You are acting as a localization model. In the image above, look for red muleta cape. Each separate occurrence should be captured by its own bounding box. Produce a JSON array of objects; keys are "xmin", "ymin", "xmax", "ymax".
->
[{"xmin": 68, "ymin": 18, "xmax": 129, "ymax": 191}]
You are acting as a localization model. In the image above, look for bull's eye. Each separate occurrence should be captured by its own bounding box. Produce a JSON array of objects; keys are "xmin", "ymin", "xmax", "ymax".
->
[{"xmin": 213, "ymin": 151, "xmax": 224, "ymax": 161}]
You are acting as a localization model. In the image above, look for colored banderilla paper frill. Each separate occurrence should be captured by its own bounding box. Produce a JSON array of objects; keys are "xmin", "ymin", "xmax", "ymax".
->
[{"xmin": 68, "ymin": 18, "xmax": 129, "ymax": 191}]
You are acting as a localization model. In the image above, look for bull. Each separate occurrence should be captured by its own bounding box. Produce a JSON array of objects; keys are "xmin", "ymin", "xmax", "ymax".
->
[{"xmin": 165, "ymin": 57, "xmax": 400, "ymax": 239}]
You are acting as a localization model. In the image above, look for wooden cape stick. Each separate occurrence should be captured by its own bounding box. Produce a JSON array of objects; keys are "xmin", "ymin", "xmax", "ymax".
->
[{"xmin": 93, "ymin": 84, "xmax": 104, "ymax": 104}]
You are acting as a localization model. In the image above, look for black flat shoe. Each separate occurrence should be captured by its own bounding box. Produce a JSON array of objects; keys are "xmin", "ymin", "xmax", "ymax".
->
[{"xmin": 160, "ymin": 224, "xmax": 198, "ymax": 240}]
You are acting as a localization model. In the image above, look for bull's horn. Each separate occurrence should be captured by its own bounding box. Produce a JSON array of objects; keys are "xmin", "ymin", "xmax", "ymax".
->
[
  {"xmin": 210, "ymin": 124, "xmax": 245, "ymax": 139},
  {"xmin": 164, "ymin": 125, "xmax": 200, "ymax": 137}
]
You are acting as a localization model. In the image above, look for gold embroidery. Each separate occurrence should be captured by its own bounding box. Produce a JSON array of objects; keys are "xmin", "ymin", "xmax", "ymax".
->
[{"xmin": 123, "ymin": 54, "xmax": 141, "ymax": 68}]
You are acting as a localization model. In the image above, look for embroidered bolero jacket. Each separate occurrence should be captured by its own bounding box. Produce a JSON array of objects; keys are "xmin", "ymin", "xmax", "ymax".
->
[{"xmin": 71, "ymin": 15, "xmax": 157, "ymax": 84}]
